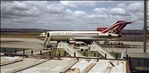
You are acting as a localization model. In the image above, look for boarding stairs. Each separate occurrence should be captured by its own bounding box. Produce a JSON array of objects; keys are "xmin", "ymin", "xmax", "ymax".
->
[
  {"xmin": 91, "ymin": 42, "xmax": 115, "ymax": 59},
  {"xmin": 43, "ymin": 37, "xmax": 51, "ymax": 49},
  {"xmin": 57, "ymin": 42, "xmax": 84, "ymax": 57}
]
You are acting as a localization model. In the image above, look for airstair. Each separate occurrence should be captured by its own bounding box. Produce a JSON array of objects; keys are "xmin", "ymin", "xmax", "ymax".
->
[
  {"xmin": 91, "ymin": 42, "xmax": 115, "ymax": 59},
  {"xmin": 57, "ymin": 42, "xmax": 84, "ymax": 57},
  {"xmin": 43, "ymin": 37, "xmax": 51, "ymax": 49}
]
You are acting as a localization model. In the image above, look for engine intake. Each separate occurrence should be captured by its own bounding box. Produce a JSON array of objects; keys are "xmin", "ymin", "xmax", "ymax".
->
[
  {"xmin": 108, "ymin": 34, "xmax": 112, "ymax": 37},
  {"xmin": 118, "ymin": 34, "xmax": 121, "ymax": 37}
]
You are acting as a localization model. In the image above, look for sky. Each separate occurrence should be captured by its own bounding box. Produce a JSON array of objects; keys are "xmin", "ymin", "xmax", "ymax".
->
[{"xmin": 1, "ymin": 1, "xmax": 149, "ymax": 30}]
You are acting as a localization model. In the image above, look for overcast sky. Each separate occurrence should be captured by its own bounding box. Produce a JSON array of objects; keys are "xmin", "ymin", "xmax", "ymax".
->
[{"xmin": 1, "ymin": 1, "xmax": 149, "ymax": 30}]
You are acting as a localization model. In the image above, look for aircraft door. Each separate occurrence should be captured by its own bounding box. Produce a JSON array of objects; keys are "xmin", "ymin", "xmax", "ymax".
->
[{"xmin": 47, "ymin": 32, "xmax": 50, "ymax": 37}]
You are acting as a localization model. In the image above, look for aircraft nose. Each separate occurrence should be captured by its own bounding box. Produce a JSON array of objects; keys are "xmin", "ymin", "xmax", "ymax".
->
[
  {"xmin": 36, "ymin": 32, "xmax": 46, "ymax": 41},
  {"xmin": 36, "ymin": 35, "xmax": 46, "ymax": 41}
]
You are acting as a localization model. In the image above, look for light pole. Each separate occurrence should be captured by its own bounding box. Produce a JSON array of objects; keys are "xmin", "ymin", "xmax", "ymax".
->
[{"xmin": 143, "ymin": 0, "xmax": 147, "ymax": 53}]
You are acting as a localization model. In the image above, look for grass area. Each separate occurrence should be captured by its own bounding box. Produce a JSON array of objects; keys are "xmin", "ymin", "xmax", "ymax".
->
[
  {"xmin": 0, "ymin": 47, "xmax": 30, "ymax": 53},
  {"xmin": 1, "ymin": 32, "xmax": 41, "ymax": 38}
]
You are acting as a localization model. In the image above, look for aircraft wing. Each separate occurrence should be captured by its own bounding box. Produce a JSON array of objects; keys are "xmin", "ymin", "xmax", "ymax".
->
[{"xmin": 72, "ymin": 37, "xmax": 107, "ymax": 41}]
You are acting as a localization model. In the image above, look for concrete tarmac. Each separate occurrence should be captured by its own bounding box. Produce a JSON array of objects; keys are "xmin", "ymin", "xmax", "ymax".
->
[{"xmin": 1, "ymin": 37, "xmax": 43, "ymax": 50}]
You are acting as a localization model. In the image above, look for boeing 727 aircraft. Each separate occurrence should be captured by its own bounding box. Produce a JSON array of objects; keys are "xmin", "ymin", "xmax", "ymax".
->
[{"xmin": 37, "ymin": 21, "xmax": 132, "ymax": 45}]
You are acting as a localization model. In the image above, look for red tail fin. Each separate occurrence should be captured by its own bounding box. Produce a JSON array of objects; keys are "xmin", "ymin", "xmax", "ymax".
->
[{"xmin": 101, "ymin": 21, "xmax": 132, "ymax": 34}]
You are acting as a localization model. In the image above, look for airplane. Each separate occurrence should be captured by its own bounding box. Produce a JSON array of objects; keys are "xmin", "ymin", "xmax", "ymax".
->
[{"xmin": 36, "ymin": 21, "xmax": 132, "ymax": 45}]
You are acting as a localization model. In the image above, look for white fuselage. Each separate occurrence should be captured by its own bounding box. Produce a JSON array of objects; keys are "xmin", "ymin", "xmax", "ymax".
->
[{"xmin": 47, "ymin": 31, "xmax": 119, "ymax": 41}]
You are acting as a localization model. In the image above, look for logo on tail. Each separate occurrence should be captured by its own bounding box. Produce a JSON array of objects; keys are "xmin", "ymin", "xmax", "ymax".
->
[{"xmin": 101, "ymin": 21, "xmax": 132, "ymax": 34}]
